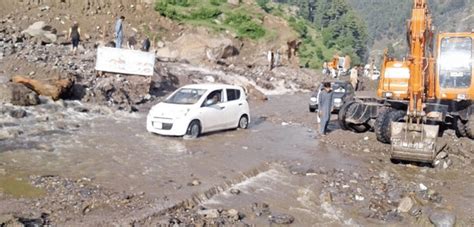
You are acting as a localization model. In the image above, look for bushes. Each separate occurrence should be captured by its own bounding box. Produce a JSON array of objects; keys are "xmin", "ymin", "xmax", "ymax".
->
[
  {"xmin": 225, "ymin": 13, "xmax": 265, "ymax": 39},
  {"xmin": 210, "ymin": 0, "xmax": 226, "ymax": 6},
  {"xmin": 154, "ymin": 0, "xmax": 267, "ymax": 40},
  {"xmin": 155, "ymin": 1, "xmax": 182, "ymax": 20},
  {"xmin": 224, "ymin": 13, "xmax": 252, "ymax": 26},
  {"xmin": 189, "ymin": 7, "xmax": 222, "ymax": 20},
  {"xmin": 236, "ymin": 21, "xmax": 266, "ymax": 39},
  {"xmin": 163, "ymin": 0, "xmax": 191, "ymax": 7},
  {"xmin": 289, "ymin": 17, "xmax": 308, "ymax": 38},
  {"xmin": 257, "ymin": 0, "xmax": 272, "ymax": 13}
]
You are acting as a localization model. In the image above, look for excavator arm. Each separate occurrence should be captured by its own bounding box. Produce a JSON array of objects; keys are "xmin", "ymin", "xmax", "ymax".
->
[{"xmin": 390, "ymin": 0, "xmax": 440, "ymax": 163}]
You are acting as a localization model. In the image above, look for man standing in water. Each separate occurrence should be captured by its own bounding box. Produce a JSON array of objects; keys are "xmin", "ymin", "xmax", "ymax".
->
[
  {"xmin": 318, "ymin": 82, "xmax": 333, "ymax": 136},
  {"xmin": 114, "ymin": 16, "xmax": 125, "ymax": 48}
]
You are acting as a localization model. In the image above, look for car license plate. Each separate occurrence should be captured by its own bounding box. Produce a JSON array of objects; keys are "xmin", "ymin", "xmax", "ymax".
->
[
  {"xmin": 450, "ymin": 72, "xmax": 463, "ymax": 77},
  {"xmin": 153, "ymin": 121, "xmax": 162, "ymax": 129}
]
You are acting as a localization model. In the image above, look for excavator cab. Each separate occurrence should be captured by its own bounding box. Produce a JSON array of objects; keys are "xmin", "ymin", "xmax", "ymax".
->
[{"xmin": 436, "ymin": 33, "xmax": 474, "ymax": 100}]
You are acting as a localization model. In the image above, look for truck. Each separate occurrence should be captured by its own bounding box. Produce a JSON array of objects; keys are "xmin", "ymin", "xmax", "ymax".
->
[{"xmin": 338, "ymin": 0, "xmax": 474, "ymax": 164}]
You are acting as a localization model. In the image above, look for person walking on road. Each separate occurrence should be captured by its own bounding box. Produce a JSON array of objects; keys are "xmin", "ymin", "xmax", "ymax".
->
[
  {"xmin": 318, "ymin": 82, "xmax": 333, "ymax": 136},
  {"xmin": 267, "ymin": 49, "xmax": 275, "ymax": 71},
  {"xmin": 114, "ymin": 16, "xmax": 125, "ymax": 48},
  {"xmin": 68, "ymin": 21, "xmax": 81, "ymax": 54},
  {"xmin": 274, "ymin": 50, "xmax": 280, "ymax": 67},
  {"xmin": 350, "ymin": 66, "xmax": 359, "ymax": 91}
]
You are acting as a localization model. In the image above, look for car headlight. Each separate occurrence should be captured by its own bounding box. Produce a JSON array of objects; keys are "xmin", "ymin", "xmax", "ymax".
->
[{"xmin": 310, "ymin": 97, "xmax": 317, "ymax": 102}]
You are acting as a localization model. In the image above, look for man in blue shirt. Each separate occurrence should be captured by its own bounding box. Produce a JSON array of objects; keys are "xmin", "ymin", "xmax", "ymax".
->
[{"xmin": 114, "ymin": 16, "xmax": 125, "ymax": 48}]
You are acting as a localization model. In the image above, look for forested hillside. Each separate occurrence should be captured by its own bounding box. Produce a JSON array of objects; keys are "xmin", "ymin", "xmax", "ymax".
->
[
  {"xmin": 347, "ymin": 0, "xmax": 473, "ymax": 58},
  {"xmin": 271, "ymin": 0, "xmax": 368, "ymax": 65}
]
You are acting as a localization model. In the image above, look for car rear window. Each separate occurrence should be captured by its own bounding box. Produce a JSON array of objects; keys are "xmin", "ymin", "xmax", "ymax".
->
[{"xmin": 227, "ymin": 89, "xmax": 241, "ymax": 101}]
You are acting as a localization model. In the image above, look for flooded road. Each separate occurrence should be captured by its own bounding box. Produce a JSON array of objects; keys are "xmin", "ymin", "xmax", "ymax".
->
[{"xmin": 1, "ymin": 93, "xmax": 473, "ymax": 225}]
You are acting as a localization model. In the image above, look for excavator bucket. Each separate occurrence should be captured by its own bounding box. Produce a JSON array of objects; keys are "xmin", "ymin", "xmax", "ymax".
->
[{"xmin": 390, "ymin": 122, "xmax": 439, "ymax": 164}]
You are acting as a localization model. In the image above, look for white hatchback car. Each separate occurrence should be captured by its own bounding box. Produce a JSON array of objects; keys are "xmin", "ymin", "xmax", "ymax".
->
[{"xmin": 146, "ymin": 84, "xmax": 250, "ymax": 138}]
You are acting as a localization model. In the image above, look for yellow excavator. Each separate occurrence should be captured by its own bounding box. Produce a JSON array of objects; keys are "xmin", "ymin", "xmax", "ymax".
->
[{"xmin": 338, "ymin": 0, "xmax": 474, "ymax": 164}]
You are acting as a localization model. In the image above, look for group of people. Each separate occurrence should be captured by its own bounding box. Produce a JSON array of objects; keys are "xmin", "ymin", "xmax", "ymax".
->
[
  {"xmin": 349, "ymin": 65, "xmax": 366, "ymax": 91},
  {"xmin": 67, "ymin": 16, "xmax": 151, "ymax": 54},
  {"xmin": 267, "ymin": 49, "xmax": 281, "ymax": 71}
]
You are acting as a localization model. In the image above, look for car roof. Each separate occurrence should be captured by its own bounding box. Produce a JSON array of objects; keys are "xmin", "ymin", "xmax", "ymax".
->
[{"xmin": 182, "ymin": 83, "xmax": 243, "ymax": 90}]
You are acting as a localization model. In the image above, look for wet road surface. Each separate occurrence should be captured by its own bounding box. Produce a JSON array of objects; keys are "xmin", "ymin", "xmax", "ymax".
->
[{"xmin": 1, "ymin": 93, "xmax": 473, "ymax": 225}]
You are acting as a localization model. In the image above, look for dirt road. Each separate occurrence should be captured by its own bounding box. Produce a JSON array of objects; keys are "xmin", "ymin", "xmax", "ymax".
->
[{"xmin": 1, "ymin": 94, "xmax": 473, "ymax": 226}]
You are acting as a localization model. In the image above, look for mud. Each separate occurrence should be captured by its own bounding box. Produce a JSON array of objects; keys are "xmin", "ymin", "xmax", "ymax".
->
[
  {"xmin": 1, "ymin": 93, "xmax": 473, "ymax": 226},
  {"xmin": 1, "ymin": 0, "xmax": 473, "ymax": 225}
]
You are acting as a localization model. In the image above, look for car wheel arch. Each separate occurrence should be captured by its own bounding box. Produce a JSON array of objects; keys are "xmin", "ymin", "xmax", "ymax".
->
[
  {"xmin": 238, "ymin": 114, "xmax": 250, "ymax": 129},
  {"xmin": 189, "ymin": 119, "xmax": 202, "ymax": 131}
]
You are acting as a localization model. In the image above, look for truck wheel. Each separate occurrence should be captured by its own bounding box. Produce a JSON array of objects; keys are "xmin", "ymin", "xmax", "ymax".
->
[
  {"xmin": 375, "ymin": 109, "xmax": 405, "ymax": 144},
  {"xmin": 454, "ymin": 117, "xmax": 468, "ymax": 138},
  {"xmin": 338, "ymin": 101, "xmax": 370, "ymax": 132},
  {"xmin": 338, "ymin": 101, "xmax": 353, "ymax": 130},
  {"xmin": 466, "ymin": 115, "xmax": 474, "ymax": 139}
]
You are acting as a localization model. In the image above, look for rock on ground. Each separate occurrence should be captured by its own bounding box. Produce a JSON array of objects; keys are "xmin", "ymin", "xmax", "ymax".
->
[
  {"xmin": 12, "ymin": 75, "xmax": 74, "ymax": 101},
  {"xmin": 429, "ymin": 211, "xmax": 456, "ymax": 227},
  {"xmin": 21, "ymin": 21, "xmax": 57, "ymax": 44},
  {"xmin": 397, "ymin": 196, "xmax": 414, "ymax": 213},
  {"xmin": 0, "ymin": 83, "xmax": 39, "ymax": 106},
  {"xmin": 268, "ymin": 214, "xmax": 295, "ymax": 224}
]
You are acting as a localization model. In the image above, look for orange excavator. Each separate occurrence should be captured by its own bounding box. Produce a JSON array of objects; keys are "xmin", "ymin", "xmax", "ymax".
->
[
  {"xmin": 338, "ymin": 0, "xmax": 474, "ymax": 164},
  {"xmin": 325, "ymin": 54, "xmax": 351, "ymax": 78}
]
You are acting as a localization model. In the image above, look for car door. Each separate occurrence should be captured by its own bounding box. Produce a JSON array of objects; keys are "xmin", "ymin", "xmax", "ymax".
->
[
  {"xmin": 222, "ymin": 88, "xmax": 243, "ymax": 128},
  {"xmin": 199, "ymin": 89, "xmax": 227, "ymax": 132}
]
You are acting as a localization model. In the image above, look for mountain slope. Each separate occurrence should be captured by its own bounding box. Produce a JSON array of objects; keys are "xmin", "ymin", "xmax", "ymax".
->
[{"xmin": 347, "ymin": 0, "xmax": 473, "ymax": 58}]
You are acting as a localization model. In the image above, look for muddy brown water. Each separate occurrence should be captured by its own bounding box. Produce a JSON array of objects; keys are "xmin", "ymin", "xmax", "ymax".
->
[{"xmin": 1, "ymin": 93, "xmax": 473, "ymax": 225}]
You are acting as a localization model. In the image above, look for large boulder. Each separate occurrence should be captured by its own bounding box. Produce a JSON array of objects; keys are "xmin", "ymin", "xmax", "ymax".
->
[
  {"xmin": 221, "ymin": 45, "xmax": 240, "ymax": 59},
  {"xmin": 21, "ymin": 21, "xmax": 57, "ymax": 44},
  {"xmin": 82, "ymin": 75, "xmax": 152, "ymax": 111},
  {"xmin": 157, "ymin": 29, "xmax": 235, "ymax": 64},
  {"xmin": 12, "ymin": 75, "xmax": 74, "ymax": 101},
  {"xmin": 0, "ymin": 83, "xmax": 40, "ymax": 106}
]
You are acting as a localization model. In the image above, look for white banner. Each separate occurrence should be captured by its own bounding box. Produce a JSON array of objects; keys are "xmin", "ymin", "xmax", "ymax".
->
[{"xmin": 95, "ymin": 47, "xmax": 155, "ymax": 76}]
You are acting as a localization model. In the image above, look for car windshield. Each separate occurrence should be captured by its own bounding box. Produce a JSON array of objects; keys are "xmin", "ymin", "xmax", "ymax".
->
[{"xmin": 164, "ymin": 88, "xmax": 206, "ymax": 105}]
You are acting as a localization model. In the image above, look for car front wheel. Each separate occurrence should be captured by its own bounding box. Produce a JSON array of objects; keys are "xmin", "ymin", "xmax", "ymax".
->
[
  {"xmin": 186, "ymin": 120, "xmax": 201, "ymax": 138},
  {"xmin": 238, "ymin": 115, "xmax": 249, "ymax": 129}
]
